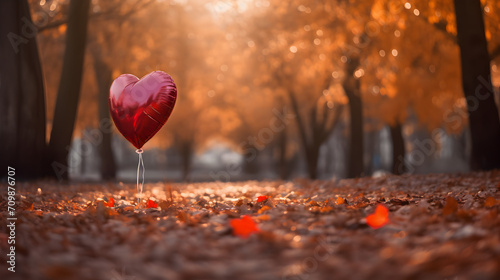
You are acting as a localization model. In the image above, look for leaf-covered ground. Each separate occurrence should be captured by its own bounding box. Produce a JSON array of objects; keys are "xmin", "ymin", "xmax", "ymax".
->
[{"xmin": 1, "ymin": 172, "xmax": 500, "ymax": 280}]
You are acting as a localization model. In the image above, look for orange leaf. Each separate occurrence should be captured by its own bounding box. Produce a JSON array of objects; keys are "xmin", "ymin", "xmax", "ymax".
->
[
  {"xmin": 256, "ymin": 214, "xmax": 271, "ymax": 221},
  {"xmin": 366, "ymin": 204, "xmax": 389, "ymax": 229},
  {"xmin": 105, "ymin": 197, "xmax": 115, "ymax": 207},
  {"xmin": 258, "ymin": 205, "xmax": 271, "ymax": 214},
  {"xmin": 230, "ymin": 215, "xmax": 259, "ymax": 238},
  {"xmin": 147, "ymin": 199, "xmax": 157, "ymax": 208},
  {"xmin": 443, "ymin": 197, "xmax": 458, "ymax": 216},
  {"xmin": 257, "ymin": 195, "xmax": 269, "ymax": 203},
  {"xmin": 320, "ymin": 206, "xmax": 333, "ymax": 213},
  {"xmin": 336, "ymin": 197, "xmax": 345, "ymax": 205},
  {"xmin": 484, "ymin": 197, "xmax": 497, "ymax": 207}
]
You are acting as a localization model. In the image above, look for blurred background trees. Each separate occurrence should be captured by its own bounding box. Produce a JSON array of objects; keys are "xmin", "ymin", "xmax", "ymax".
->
[{"xmin": 3, "ymin": 0, "xmax": 500, "ymax": 181}]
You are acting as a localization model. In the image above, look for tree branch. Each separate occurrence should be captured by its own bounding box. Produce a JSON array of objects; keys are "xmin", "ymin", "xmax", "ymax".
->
[{"xmin": 37, "ymin": 0, "xmax": 155, "ymax": 33}]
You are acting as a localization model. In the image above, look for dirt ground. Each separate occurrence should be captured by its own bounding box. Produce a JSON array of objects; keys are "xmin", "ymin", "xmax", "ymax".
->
[{"xmin": 1, "ymin": 171, "xmax": 500, "ymax": 280}]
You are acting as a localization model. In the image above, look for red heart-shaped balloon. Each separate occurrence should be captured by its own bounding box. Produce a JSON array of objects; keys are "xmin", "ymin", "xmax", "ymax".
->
[{"xmin": 109, "ymin": 71, "xmax": 177, "ymax": 149}]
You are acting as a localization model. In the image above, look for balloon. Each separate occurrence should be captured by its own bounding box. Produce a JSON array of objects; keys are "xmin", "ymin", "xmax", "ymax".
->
[{"xmin": 109, "ymin": 71, "xmax": 177, "ymax": 149}]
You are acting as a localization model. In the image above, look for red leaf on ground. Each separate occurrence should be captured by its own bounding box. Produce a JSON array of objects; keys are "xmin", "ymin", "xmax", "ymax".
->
[
  {"xmin": 105, "ymin": 197, "xmax": 115, "ymax": 207},
  {"xmin": 147, "ymin": 199, "xmax": 157, "ymax": 208},
  {"xmin": 366, "ymin": 204, "xmax": 389, "ymax": 229},
  {"xmin": 230, "ymin": 215, "xmax": 260, "ymax": 238},
  {"xmin": 257, "ymin": 195, "xmax": 269, "ymax": 202}
]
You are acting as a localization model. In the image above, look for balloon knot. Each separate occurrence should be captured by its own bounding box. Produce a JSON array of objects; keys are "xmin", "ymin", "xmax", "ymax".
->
[{"xmin": 136, "ymin": 149, "xmax": 143, "ymax": 154}]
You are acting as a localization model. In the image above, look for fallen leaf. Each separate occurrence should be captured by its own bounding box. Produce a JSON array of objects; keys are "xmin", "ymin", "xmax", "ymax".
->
[
  {"xmin": 257, "ymin": 195, "xmax": 269, "ymax": 203},
  {"xmin": 147, "ymin": 199, "xmax": 157, "ymax": 208},
  {"xmin": 484, "ymin": 197, "xmax": 497, "ymax": 207},
  {"xmin": 256, "ymin": 214, "xmax": 271, "ymax": 221},
  {"xmin": 336, "ymin": 197, "xmax": 345, "ymax": 205},
  {"xmin": 230, "ymin": 215, "xmax": 259, "ymax": 238},
  {"xmin": 320, "ymin": 206, "xmax": 333, "ymax": 213},
  {"xmin": 104, "ymin": 197, "xmax": 115, "ymax": 207},
  {"xmin": 366, "ymin": 204, "xmax": 389, "ymax": 229},
  {"xmin": 177, "ymin": 211, "xmax": 190, "ymax": 223},
  {"xmin": 122, "ymin": 206, "xmax": 135, "ymax": 212},
  {"xmin": 258, "ymin": 205, "xmax": 272, "ymax": 214},
  {"xmin": 235, "ymin": 199, "xmax": 244, "ymax": 207},
  {"xmin": 158, "ymin": 200, "xmax": 172, "ymax": 209},
  {"xmin": 306, "ymin": 200, "xmax": 318, "ymax": 206},
  {"xmin": 24, "ymin": 202, "xmax": 34, "ymax": 211},
  {"xmin": 443, "ymin": 197, "xmax": 458, "ymax": 216}
]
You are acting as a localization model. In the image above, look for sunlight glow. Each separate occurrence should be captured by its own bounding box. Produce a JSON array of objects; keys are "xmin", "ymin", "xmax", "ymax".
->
[
  {"xmin": 207, "ymin": 0, "xmax": 252, "ymax": 15},
  {"xmin": 354, "ymin": 68, "xmax": 365, "ymax": 78}
]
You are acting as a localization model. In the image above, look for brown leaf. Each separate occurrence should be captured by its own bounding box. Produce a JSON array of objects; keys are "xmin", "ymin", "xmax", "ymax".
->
[
  {"xmin": 443, "ymin": 197, "xmax": 458, "ymax": 216},
  {"xmin": 235, "ymin": 199, "xmax": 244, "ymax": 207},
  {"xmin": 389, "ymin": 199, "xmax": 409, "ymax": 206},
  {"xmin": 484, "ymin": 197, "xmax": 497, "ymax": 207},
  {"xmin": 309, "ymin": 200, "xmax": 320, "ymax": 206},
  {"xmin": 158, "ymin": 200, "xmax": 173, "ymax": 209}
]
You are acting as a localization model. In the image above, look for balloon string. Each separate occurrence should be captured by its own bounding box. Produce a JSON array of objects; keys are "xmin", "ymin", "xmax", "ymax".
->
[{"xmin": 136, "ymin": 149, "xmax": 144, "ymax": 207}]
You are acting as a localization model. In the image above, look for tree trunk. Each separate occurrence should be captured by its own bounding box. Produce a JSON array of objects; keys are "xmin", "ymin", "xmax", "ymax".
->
[
  {"xmin": 390, "ymin": 122, "xmax": 406, "ymax": 174},
  {"xmin": 91, "ymin": 46, "xmax": 116, "ymax": 180},
  {"xmin": 47, "ymin": 0, "xmax": 91, "ymax": 180},
  {"xmin": 343, "ymin": 57, "xmax": 364, "ymax": 178},
  {"xmin": 179, "ymin": 140, "xmax": 193, "ymax": 181},
  {"xmin": 287, "ymin": 91, "xmax": 317, "ymax": 179},
  {"xmin": 0, "ymin": 0, "xmax": 46, "ymax": 179},
  {"xmin": 306, "ymin": 148, "xmax": 319, "ymax": 180},
  {"xmin": 277, "ymin": 128, "xmax": 289, "ymax": 180},
  {"xmin": 454, "ymin": 0, "xmax": 500, "ymax": 170},
  {"xmin": 346, "ymin": 93, "xmax": 364, "ymax": 178}
]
